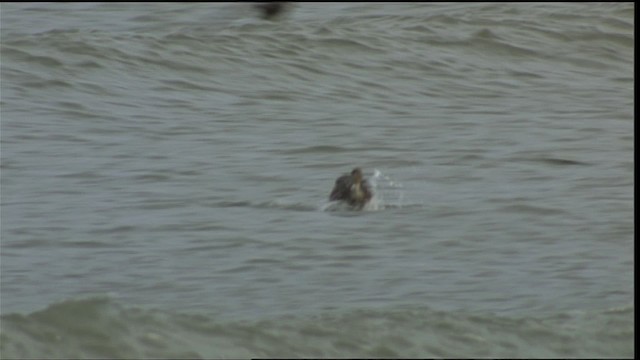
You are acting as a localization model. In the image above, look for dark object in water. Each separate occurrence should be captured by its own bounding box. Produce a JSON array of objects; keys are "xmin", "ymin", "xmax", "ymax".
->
[
  {"xmin": 255, "ymin": 2, "xmax": 289, "ymax": 20},
  {"xmin": 329, "ymin": 168, "xmax": 373, "ymax": 209}
]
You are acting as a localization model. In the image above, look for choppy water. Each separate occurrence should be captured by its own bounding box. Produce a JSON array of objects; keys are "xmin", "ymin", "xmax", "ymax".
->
[{"xmin": 0, "ymin": 2, "xmax": 634, "ymax": 358}]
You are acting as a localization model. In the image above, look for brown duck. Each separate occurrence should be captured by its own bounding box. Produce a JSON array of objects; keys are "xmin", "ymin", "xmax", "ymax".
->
[
  {"xmin": 329, "ymin": 168, "xmax": 373, "ymax": 209},
  {"xmin": 254, "ymin": 2, "xmax": 289, "ymax": 20}
]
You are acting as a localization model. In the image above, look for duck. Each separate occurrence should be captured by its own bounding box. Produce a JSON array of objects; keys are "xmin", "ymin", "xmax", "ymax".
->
[
  {"xmin": 329, "ymin": 168, "xmax": 373, "ymax": 209},
  {"xmin": 254, "ymin": 2, "xmax": 289, "ymax": 20}
]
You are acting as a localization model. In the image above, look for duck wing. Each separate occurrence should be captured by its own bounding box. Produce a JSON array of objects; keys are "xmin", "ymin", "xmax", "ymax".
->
[{"xmin": 329, "ymin": 174, "xmax": 353, "ymax": 201}]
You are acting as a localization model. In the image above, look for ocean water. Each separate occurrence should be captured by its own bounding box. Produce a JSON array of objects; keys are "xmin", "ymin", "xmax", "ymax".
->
[{"xmin": 0, "ymin": 2, "xmax": 634, "ymax": 358}]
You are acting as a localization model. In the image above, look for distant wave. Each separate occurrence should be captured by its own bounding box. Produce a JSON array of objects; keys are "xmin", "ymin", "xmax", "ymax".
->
[{"xmin": 0, "ymin": 296, "xmax": 633, "ymax": 359}]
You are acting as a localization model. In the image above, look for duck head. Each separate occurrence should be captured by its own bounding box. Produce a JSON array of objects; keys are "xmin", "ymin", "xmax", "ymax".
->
[{"xmin": 351, "ymin": 168, "xmax": 363, "ymax": 183}]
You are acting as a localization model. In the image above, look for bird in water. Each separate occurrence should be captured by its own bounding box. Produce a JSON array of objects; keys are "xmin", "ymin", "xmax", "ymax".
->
[
  {"xmin": 254, "ymin": 2, "xmax": 289, "ymax": 20},
  {"xmin": 329, "ymin": 168, "xmax": 373, "ymax": 209}
]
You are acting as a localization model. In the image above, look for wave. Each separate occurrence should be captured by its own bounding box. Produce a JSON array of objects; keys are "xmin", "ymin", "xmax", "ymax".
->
[{"xmin": 0, "ymin": 296, "xmax": 633, "ymax": 359}]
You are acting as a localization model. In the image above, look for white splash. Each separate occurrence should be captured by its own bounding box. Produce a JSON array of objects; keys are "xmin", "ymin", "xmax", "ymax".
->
[{"xmin": 368, "ymin": 168, "xmax": 404, "ymax": 210}]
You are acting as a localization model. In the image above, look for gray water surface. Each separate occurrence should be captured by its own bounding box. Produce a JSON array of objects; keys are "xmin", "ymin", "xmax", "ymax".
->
[{"xmin": 0, "ymin": 2, "xmax": 634, "ymax": 358}]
